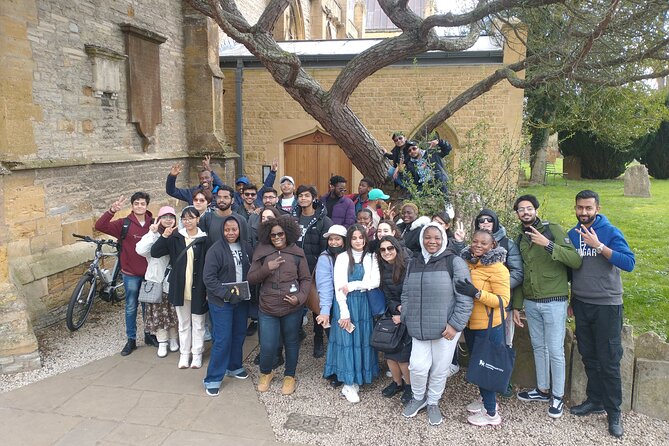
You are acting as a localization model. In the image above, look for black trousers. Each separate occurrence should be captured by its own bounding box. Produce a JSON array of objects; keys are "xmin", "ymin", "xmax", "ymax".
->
[{"xmin": 572, "ymin": 299, "xmax": 623, "ymax": 416}]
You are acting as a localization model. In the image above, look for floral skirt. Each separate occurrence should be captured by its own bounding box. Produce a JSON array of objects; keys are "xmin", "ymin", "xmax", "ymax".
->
[{"xmin": 145, "ymin": 293, "xmax": 178, "ymax": 333}]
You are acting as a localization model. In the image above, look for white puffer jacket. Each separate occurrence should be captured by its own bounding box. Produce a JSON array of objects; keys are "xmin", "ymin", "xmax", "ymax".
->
[{"xmin": 135, "ymin": 231, "xmax": 170, "ymax": 291}]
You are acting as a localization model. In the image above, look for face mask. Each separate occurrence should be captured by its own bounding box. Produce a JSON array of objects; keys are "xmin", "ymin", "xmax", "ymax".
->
[{"xmin": 328, "ymin": 246, "xmax": 345, "ymax": 256}]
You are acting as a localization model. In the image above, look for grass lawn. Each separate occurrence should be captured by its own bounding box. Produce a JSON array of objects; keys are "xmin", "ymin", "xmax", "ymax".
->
[{"xmin": 519, "ymin": 178, "xmax": 669, "ymax": 338}]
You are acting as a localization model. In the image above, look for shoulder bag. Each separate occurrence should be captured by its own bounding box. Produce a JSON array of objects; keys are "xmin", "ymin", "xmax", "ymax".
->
[
  {"xmin": 370, "ymin": 314, "xmax": 407, "ymax": 353},
  {"xmin": 138, "ymin": 238, "xmax": 197, "ymax": 304}
]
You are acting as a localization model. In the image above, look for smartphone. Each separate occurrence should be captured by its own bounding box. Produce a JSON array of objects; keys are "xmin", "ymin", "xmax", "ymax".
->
[{"xmin": 345, "ymin": 323, "xmax": 356, "ymax": 334}]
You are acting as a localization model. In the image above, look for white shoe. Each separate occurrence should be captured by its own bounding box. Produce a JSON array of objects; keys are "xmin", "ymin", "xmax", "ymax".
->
[
  {"xmin": 157, "ymin": 342, "xmax": 168, "ymax": 358},
  {"xmin": 446, "ymin": 364, "xmax": 460, "ymax": 378},
  {"xmin": 466, "ymin": 400, "xmax": 499, "ymax": 414},
  {"xmin": 169, "ymin": 339, "xmax": 179, "ymax": 352},
  {"xmin": 178, "ymin": 354, "xmax": 190, "ymax": 369},
  {"xmin": 385, "ymin": 370, "xmax": 393, "ymax": 378},
  {"xmin": 191, "ymin": 354, "xmax": 202, "ymax": 369},
  {"xmin": 341, "ymin": 384, "xmax": 360, "ymax": 403}
]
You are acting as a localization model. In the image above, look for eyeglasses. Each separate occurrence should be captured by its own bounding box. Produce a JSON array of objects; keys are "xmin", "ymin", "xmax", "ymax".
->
[
  {"xmin": 181, "ymin": 216, "xmax": 196, "ymax": 222},
  {"xmin": 379, "ymin": 246, "xmax": 396, "ymax": 253},
  {"xmin": 270, "ymin": 231, "xmax": 285, "ymax": 239},
  {"xmin": 244, "ymin": 192, "xmax": 257, "ymax": 197},
  {"xmin": 193, "ymin": 198, "xmax": 207, "ymax": 202},
  {"xmin": 409, "ymin": 146, "xmax": 419, "ymax": 152},
  {"xmin": 516, "ymin": 206, "xmax": 535, "ymax": 213},
  {"xmin": 477, "ymin": 217, "xmax": 494, "ymax": 224},
  {"xmin": 393, "ymin": 137, "xmax": 405, "ymax": 142}
]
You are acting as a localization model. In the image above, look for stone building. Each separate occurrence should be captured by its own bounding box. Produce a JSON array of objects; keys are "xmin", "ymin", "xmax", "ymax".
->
[{"xmin": 0, "ymin": 0, "xmax": 525, "ymax": 372}]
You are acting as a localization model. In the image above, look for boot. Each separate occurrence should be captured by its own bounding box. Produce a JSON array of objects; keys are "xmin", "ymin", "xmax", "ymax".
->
[
  {"xmin": 144, "ymin": 332, "xmax": 159, "ymax": 348},
  {"xmin": 120, "ymin": 339, "xmax": 137, "ymax": 356}
]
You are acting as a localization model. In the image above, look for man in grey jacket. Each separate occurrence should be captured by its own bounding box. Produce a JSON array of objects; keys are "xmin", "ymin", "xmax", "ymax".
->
[{"xmin": 401, "ymin": 223, "xmax": 473, "ymax": 426}]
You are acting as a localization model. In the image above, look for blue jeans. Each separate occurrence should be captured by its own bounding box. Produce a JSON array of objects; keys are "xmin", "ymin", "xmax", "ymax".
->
[
  {"xmin": 258, "ymin": 308, "xmax": 302, "ymax": 376},
  {"xmin": 122, "ymin": 274, "xmax": 145, "ymax": 340},
  {"xmin": 204, "ymin": 300, "xmax": 249, "ymax": 390},
  {"xmin": 387, "ymin": 167, "xmax": 406, "ymax": 188},
  {"xmin": 524, "ymin": 299, "xmax": 567, "ymax": 397},
  {"xmin": 464, "ymin": 324, "xmax": 504, "ymax": 415}
]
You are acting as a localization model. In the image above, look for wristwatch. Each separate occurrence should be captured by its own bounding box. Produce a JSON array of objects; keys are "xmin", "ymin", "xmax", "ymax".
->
[
  {"xmin": 474, "ymin": 291, "xmax": 481, "ymax": 300},
  {"xmin": 595, "ymin": 243, "xmax": 605, "ymax": 254}
]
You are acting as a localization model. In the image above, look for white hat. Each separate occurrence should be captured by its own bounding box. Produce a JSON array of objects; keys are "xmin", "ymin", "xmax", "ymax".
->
[
  {"xmin": 323, "ymin": 224, "xmax": 347, "ymax": 239},
  {"xmin": 279, "ymin": 175, "xmax": 295, "ymax": 185}
]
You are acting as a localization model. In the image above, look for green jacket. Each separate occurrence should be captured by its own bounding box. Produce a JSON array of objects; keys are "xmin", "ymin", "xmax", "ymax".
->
[{"xmin": 512, "ymin": 219, "xmax": 582, "ymax": 309}]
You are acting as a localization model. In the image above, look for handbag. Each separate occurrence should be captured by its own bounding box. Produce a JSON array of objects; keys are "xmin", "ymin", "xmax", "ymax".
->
[
  {"xmin": 370, "ymin": 314, "xmax": 407, "ymax": 353},
  {"xmin": 367, "ymin": 287, "xmax": 387, "ymax": 316},
  {"xmin": 220, "ymin": 281, "xmax": 251, "ymax": 305},
  {"xmin": 465, "ymin": 295, "xmax": 516, "ymax": 393},
  {"xmin": 138, "ymin": 280, "xmax": 163, "ymax": 304}
]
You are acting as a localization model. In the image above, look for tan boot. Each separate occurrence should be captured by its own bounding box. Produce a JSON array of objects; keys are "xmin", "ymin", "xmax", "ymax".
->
[
  {"xmin": 257, "ymin": 372, "xmax": 274, "ymax": 392},
  {"xmin": 281, "ymin": 376, "xmax": 297, "ymax": 395}
]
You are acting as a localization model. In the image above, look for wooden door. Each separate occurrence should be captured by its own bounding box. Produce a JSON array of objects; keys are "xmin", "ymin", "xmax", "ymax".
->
[{"xmin": 284, "ymin": 131, "xmax": 352, "ymax": 198}]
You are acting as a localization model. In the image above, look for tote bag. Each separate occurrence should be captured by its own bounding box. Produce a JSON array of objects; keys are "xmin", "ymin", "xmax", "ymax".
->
[{"xmin": 465, "ymin": 295, "xmax": 516, "ymax": 394}]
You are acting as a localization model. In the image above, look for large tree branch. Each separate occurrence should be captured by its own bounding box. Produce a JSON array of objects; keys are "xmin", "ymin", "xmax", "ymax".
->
[
  {"xmin": 377, "ymin": 0, "xmax": 423, "ymax": 31},
  {"xmin": 255, "ymin": 0, "xmax": 290, "ymax": 33}
]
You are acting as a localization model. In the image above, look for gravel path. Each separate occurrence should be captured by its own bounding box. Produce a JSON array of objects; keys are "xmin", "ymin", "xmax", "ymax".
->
[{"xmin": 3, "ymin": 308, "xmax": 669, "ymax": 445}]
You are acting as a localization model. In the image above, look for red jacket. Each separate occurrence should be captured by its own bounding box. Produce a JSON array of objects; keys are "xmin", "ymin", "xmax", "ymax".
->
[{"xmin": 94, "ymin": 210, "xmax": 152, "ymax": 277}]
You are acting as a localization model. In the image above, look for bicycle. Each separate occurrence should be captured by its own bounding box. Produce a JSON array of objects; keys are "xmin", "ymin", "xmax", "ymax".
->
[{"xmin": 66, "ymin": 234, "xmax": 125, "ymax": 331}]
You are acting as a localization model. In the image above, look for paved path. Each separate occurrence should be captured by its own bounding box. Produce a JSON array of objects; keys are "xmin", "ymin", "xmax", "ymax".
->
[{"xmin": 0, "ymin": 339, "xmax": 306, "ymax": 446}]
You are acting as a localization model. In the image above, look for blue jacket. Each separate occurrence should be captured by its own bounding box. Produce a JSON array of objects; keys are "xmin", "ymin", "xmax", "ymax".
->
[
  {"xmin": 568, "ymin": 214, "xmax": 635, "ymax": 305},
  {"xmin": 165, "ymin": 170, "xmax": 224, "ymax": 205},
  {"xmin": 315, "ymin": 250, "xmax": 337, "ymax": 316}
]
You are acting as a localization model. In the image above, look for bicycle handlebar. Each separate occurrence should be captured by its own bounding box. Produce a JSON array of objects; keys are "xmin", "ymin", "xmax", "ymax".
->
[{"xmin": 72, "ymin": 234, "xmax": 118, "ymax": 249}]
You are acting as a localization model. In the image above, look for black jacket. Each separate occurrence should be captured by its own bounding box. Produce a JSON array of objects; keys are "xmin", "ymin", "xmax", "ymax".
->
[
  {"xmin": 292, "ymin": 200, "xmax": 333, "ymax": 273},
  {"xmin": 151, "ymin": 229, "xmax": 209, "ymax": 314},
  {"xmin": 203, "ymin": 215, "xmax": 254, "ymax": 307}
]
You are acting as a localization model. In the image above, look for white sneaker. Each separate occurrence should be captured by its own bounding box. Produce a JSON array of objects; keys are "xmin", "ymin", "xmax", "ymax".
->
[
  {"xmin": 169, "ymin": 339, "xmax": 179, "ymax": 352},
  {"xmin": 178, "ymin": 354, "xmax": 190, "ymax": 369},
  {"xmin": 341, "ymin": 384, "xmax": 360, "ymax": 403},
  {"xmin": 468, "ymin": 411, "xmax": 502, "ymax": 426},
  {"xmin": 446, "ymin": 364, "xmax": 460, "ymax": 378},
  {"xmin": 157, "ymin": 342, "xmax": 168, "ymax": 358},
  {"xmin": 466, "ymin": 400, "xmax": 499, "ymax": 413},
  {"xmin": 191, "ymin": 354, "xmax": 202, "ymax": 369},
  {"xmin": 385, "ymin": 370, "xmax": 393, "ymax": 378}
]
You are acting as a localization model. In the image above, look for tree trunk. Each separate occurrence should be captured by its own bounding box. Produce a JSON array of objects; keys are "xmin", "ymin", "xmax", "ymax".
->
[{"xmin": 529, "ymin": 125, "xmax": 550, "ymax": 185}]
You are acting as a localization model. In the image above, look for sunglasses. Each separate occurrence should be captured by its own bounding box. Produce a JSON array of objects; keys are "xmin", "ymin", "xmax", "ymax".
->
[
  {"xmin": 478, "ymin": 217, "xmax": 494, "ymax": 224},
  {"xmin": 270, "ymin": 231, "xmax": 285, "ymax": 239},
  {"xmin": 244, "ymin": 192, "xmax": 257, "ymax": 197},
  {"xmin": 379, "ymin": 246, "xmax": 396, "ymax": 253},
  {"xmin": 409, "ymin": 146, "xmax": 419, "ymax": 151}
]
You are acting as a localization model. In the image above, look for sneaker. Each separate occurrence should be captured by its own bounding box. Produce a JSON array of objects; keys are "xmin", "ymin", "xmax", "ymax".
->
[
  {"xmin": 385, "ymin": 370, "xmax": 393, "ymax": 378},
  {"xmin": 144, "ymin": 332, "xmax": 160, "ymax": 347},
  {"xmin": 468, "ymin": 411, "xmax": 502, "ymax": 426},
  {"xmin": 169, "ymin": 339, "xmax": 179, "ymax": 352},
  {"xmin": 282, "ymin": 376, "xmax": 297, "ymax": 395},
  {"xmin": 517, "ymin": 388, "xmax": 550, "ymax": 402},
  {"xmin": 341, "ymin": 384, "xmax": 360, "ymax": 403},
  {"xmin": 570, "ymin": 400, "xmax": 605, "ymax": 416},
  {"xmin": 257, "ymin": 372, "xmax": 274, "ymax": 392},
  {"xmin": 205, "ymin": 386, "xmax": 220, "ymax": 397},
  {"xmin": 400, "ymin": 386, "xmax": 414, "ymax": 405},
  {"xmin": 500, "ymin": 382, "xmax": 514, "ymax": 398},
  {"xmin": 246, "ymin": 320, "xmax": 258, "ymax": 337},
  {"xmin": 382, "ymin": 381, "xmax": 403, "ymax": 398},
  {"xmin": 445, "ymin": 364, "xmax": 460, "ymax": 378},
  {"xmin": 329, "ymin": 377, "xmax": 343, "ymax": 388},
  {"xmin": 467, "ymin": 400, "xmax": 499, "ymax": 414},
  {"xmin": 178, "ymin": 354, "xmax": 190, "ymax": 369},
  {"xmin": 548, "ymin": 396, "xmax": 564, "ymax": 419},
  {"xmin": 608, "ymin": 414, "xmax": 624, "ymax": 438},
  {"xmin": 427, "ymin": 404, "xmax": 443, "ymax": 426},
  {"xmin": 120, "ymin": 339, "xmax": 137, "ymax": 356},
  {"xmin": 190, "ymin": 354, "xmax": 202, "ymax": 369},
  {"xmin": 157, "ymin": 342, "xmax": 168, "ymax": 358},
  {"xmin": 226, "ymin": 369, "xmax": 249, "ymax": 380},
  {"xmin": 402, "ymin": 397, "xmax": 428, "ymax": 418}
]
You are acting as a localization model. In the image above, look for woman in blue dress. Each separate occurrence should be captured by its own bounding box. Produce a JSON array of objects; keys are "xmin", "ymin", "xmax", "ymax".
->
[{"xmin": 324, "ymin": 224, "xmax": 380, "ymax": 403}]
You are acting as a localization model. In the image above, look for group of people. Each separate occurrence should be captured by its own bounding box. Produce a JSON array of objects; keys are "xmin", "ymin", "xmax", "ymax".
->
[{"xmin": 93, "ymin": 151, "xmax": 634, "ymax": 438}]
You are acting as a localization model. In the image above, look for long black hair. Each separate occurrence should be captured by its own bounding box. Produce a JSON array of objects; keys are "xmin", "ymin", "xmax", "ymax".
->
[
  {"xmin": 344, "ymin": 224, "xmax": 368, "ymax": 274},
  {"xmin": 376, "ymin": 236, "xmax": 407, "ymax": 284}
]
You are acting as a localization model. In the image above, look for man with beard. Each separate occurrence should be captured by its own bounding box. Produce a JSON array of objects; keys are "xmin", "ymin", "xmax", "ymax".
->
[
  {"xmin": 567, "ymin": 190, "xmax": 635, "ymax": 438},
  {"xmin": 512, "ymin": 194, "xmax": 581, "ymax": 419},
  {"xmin": 321, "ymin": 175, "xmax": 355, "ymax": 227},
  {"xmin": 166, "ymin": 155, "xmax": 224, "ymax": 205},
  {"xmin": 199, "ymin": 185, "xmax": 250, "ymax": 245},
  {"xmin": 293, "ymin": 185, "xmax": 333, "ymax": 357}
]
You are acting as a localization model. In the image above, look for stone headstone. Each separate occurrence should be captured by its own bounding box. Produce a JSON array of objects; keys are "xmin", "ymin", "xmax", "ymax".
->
[
  {"xmin": 563, "ymin": 156, "xmax": 581, "ymax": 180},
  {"xmin": 635, "ymin": 331, "xmax": 669, "ymax": 361},
  {"xmin": 624, "ymin": 164, "xmax": 651, "ymax": 197},
  {"xmin": 633, "ymin": 358, "xmax": 669, "ymax": 421}
]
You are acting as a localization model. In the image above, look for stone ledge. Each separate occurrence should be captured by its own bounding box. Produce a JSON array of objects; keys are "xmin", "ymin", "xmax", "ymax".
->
[
  {"xmin": 10, "ymin": 244, "xmax": 94, "ymax": 285},
  {"xmin": 0, "ymin": 350, "xmax": 41, "ymax": 374}
]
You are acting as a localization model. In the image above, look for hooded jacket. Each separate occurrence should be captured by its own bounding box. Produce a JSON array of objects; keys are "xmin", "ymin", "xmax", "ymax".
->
[
  {"xmin": 95, "ymin": 209, "xmax": 153, "ymax": 277},
  {"xmin": 165, "ymin": 170, "xmax": 224, "ymax": 205},
  {"xmin": 512, "ymin": 218, "xmax": 582, "ymax": 310},
  {"xmin": 460, "ymin": 246, "xmax": 510, "ymax": 330},
  {"xmin": 247, "ymin": 242, "xmax": 311, "ymax": 317},
  {"xmin": 474, "ymin": 209, "xmax": 524, "ymax": 290},
  {"xmin": 203, "ymin": 214, "xmax": 254, "ymax": 307},
  {"xmin": 292, "ymin": 200, "xmax": 333, "ymax": 273},
  {"xmin": 400, "ymin": 223, "xmax": 473, "ymax": 340},
  {"xmin": 568, "ymin": 214, "xmax": 635, "ymax": 305},
  {"xmin": 151, "ymin": 227, "xmax": 209, "ymax": 314},
  {"xmin": 320, "ymin": 193, "xmax": 356, "ymax": 228},
  {"xmin": 397, "ymin": 215, "xmax": 431, "ymax": 256}
]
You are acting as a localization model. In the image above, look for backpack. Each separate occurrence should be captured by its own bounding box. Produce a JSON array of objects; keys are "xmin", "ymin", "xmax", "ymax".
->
[{"xmin": 118, "ymin": 217, "xmax": 132, "ymax": 253}]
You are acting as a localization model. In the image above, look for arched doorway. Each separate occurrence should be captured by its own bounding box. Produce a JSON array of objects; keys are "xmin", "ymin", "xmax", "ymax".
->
[{"xmin": 284, "ymin": 130, "xmax": 352, "ymax": 198}]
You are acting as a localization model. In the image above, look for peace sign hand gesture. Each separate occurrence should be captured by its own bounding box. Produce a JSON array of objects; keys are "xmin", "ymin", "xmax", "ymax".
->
[
  {"xmin": 575, "ymin": 225, "xmax": 601, "ymax": 248},
  {"xmin": 454, "ymin": 221, "xmax": 466, "ymax": 242},
  {"xmin": 109, "ymin": 195, "xmax": 126, "ymax": 214}
]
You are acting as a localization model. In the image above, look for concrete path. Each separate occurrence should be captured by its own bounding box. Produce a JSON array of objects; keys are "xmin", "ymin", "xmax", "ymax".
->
[{"xmin": 0, "ymin": 339, "xmax": 306, "ymax": 446}]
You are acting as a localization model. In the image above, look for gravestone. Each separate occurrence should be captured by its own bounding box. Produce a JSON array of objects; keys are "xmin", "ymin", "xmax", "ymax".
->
[
  {"xmin": 624, "ymin": 164, "xmax": 651, "ymax": 197},
  {"xmin": 633, "ymin": 358, "xmax": 669, "ymax": 421}
]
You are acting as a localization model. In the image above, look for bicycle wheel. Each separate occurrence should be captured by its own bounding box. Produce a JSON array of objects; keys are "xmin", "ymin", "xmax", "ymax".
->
[{"xmin": 66, "ymin": 273, "xmax": 97, "ymax": 331}]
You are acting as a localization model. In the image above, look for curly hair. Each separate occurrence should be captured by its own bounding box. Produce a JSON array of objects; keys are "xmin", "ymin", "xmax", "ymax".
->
[{"xmin": 258, "ymin": 214, "xmax": 301, "ymax": 246}]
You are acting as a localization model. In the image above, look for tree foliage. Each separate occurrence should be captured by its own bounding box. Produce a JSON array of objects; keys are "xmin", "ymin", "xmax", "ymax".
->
[
  {"xmin": 185, "ymin": 0, "xmax": 669, "ymax": 183},
  {"xmin": 559, "ymin": 130, "xmax": 634, "ymax": 179},
  {"xmin": 637, "ymin": 92, "xmax": 669, "ymax": 179}
]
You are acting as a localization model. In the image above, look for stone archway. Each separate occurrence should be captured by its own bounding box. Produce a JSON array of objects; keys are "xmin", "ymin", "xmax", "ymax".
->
[{"xmin": 410, "ymin": 118, "xmax": 461, "ymax": 170}]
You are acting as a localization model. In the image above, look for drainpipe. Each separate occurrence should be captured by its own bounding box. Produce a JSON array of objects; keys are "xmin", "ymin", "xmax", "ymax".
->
[{"xmin": 236, "ymin": 59, "xmax": 244, "ymax": 177}]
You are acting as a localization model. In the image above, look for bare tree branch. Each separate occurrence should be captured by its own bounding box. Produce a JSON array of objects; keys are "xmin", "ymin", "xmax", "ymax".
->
[{"xmin": 255, "ymin": 0, "xmax": 290, "ymax": 33}]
